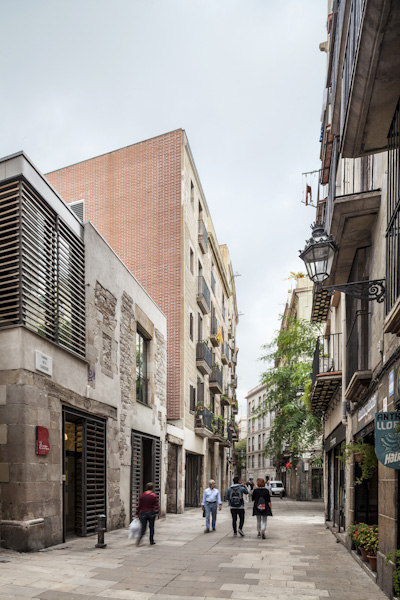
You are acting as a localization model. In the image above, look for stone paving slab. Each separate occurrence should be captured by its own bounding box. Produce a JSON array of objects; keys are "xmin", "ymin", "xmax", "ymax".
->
[{"xmin": 0, "ymin": 499, "xmax": 389, "ymax": 600}]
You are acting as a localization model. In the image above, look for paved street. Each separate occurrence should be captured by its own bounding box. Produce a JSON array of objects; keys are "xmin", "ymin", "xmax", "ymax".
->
[{"xmin": 0, "ymin": 498, "xmax": 387, "ymax": 600}]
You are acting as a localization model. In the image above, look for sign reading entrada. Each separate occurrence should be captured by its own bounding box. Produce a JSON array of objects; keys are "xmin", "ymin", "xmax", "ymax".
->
[{"xmin": 375, "ymin": 412, "xmax": 400, "ymax": 469}]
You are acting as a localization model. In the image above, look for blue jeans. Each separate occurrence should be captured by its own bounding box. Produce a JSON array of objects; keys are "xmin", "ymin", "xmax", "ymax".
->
[{"xmin": 204, "ymin": 502, "xmax": 217, "ymax": 530}]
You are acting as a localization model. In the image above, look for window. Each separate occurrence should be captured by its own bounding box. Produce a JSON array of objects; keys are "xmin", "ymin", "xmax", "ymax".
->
[
  {"xmin": 386, "ymin": 98, "xmax": 400, "ymax": 314},
  {"xmin": 210, "ymin": 393, "xmax": 215, "ymax": 413},
  {"xmin": 258, "ymin": 434, "xmax": 261, "ymax": 450},
  {"xmin": 189, "ymin": 312, "xmax": 193, "ymax": 341},
  {"xmin": 252, "ymin": 455, "xmax": 254, "ymax": 468},
  {"xmin": 136, "ymin": 330, "xmax": 149, "ymax": 404},
  {"xmin": 190, "ymin": 180, "xmax": 194, "ymax": 208},
  {"xmin": 190, "ymin": 248, "xmax": 194, "ymax": 274},
  {"xmin": 189, "ymin": 384, "xmax": 196, "ymax": 412}
]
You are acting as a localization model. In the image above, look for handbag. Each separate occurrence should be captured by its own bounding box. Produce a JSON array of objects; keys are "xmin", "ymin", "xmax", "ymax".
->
[{"xmin": 128, "ymin": 518, "xmax": 141, "ymax": 539}]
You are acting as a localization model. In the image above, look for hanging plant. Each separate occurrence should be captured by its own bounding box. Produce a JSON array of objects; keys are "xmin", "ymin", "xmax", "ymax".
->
[{"xmin": 340, "ymin": 440, "xmax": 377, "ymax": 485}]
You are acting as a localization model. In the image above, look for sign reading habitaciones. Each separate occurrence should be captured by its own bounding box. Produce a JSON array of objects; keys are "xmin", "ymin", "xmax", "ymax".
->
[{"xmin": 375, "ymin": 412, "xmax": 400, "ymax": 469}]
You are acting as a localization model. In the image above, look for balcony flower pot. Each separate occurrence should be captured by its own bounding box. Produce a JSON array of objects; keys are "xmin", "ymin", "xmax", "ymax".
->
[
  {"xmin": 367, "ymin": 555, "xmax": 377, "ymax": 572},
  {"xmin": 359, "ymin": 547, "xmax": 369, "ymax": 562}
]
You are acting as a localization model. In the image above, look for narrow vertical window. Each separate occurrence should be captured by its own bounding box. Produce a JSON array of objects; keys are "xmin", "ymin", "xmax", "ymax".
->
[
  {"xmin": 190, "ymin": 384, "xmax": 196, "ymax": 412},
  {"xmin": 136, "ymin": 330, "xmax": 148, "ymax": 404},
  {"xmin": 190, "ymin": 248, "xmax": 194, "ymax": 274},
  {"xmin": 189, "ymin": 312, "xmax": 193, "ymax": 341}
]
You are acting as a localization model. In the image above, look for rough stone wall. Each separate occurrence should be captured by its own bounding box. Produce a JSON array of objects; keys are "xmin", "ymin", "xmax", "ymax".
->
[
  {"xmin": 154, "ymin": 329, "xmax": 166, "ymax": 409},
  {"xmin": 94, "ymin": 282, "xmax": 118, "ymax": 379},
  {"xmin": 119, "ymin": 292, "xmax": 135, "ymax": 466}
]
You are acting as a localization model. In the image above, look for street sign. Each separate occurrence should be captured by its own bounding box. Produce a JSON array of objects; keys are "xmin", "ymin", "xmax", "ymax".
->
[{"xmin": 375, "ymin": 411, "xmax": 400, "ymax": 469}]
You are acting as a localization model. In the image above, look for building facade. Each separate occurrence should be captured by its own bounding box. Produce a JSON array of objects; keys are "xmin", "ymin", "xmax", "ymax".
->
[
  {"xmin": 45, "ymin": 130, "xmax": 239, "ymax": 510},
  {"xmin": 305, "ymin": 1, "xmax": 400, "ymax": 597},
  {"xmin": 0, "ymin": 152, "xmax": 167, "ymax": 550},
  {"xmin": 245, "ymin": 384, "xmax": 276, "ymax": 483}
]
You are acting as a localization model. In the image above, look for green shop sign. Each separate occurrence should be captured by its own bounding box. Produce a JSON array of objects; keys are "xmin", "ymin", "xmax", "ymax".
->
[{"xmin": 375, "ymin": 411, "xmax": 400, "ymax": 469}]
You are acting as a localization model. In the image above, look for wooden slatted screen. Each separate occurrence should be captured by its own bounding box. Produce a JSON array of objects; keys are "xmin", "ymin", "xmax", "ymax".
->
[
  {"xmin": 0, "ymin": 181, "xmax": 21, "ymax": 326},
  {"xmin": 130, "ymin": 433, "xmax": 142, "ymax": 520},
  {"xmin": 0, "ymin": 177, "xmax": 85, "ymax": 357},
  {"xmin": 85, "ymin": 419, "xmax": 106, "ymax": 534},
  {"xmin": 153, "ymin": 438, "xmax": 162, "ymax": 501}
]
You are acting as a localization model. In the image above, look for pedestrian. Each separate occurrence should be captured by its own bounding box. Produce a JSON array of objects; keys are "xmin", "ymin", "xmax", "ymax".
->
[
  {"xmin": 226, "ymin": 476, "xmax": 249, "ymax": 536},
  {"xmin": 201, "ymin": 479, "xmax": 222, "ymax": 533},
  {"xmin": 265, "ymin": 476, "xmax": 271, "ymax": 491},
  {"xmin": 248, "ymin": 477, "xmax": 255, "ymax": 500},
  {"xmin": 135, "ymin": 482, "xmax": 160, "ymax": 546},
  {"xmin": 252, "ymin": 477, "xmax": 272, "ymax": 539}
]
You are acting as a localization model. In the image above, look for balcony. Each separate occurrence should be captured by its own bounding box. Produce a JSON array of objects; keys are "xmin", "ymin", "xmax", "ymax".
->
[
  {"xmin": 196, "ymin": 341, "xmax": 212, "ymax": 375},
  {"xmin": 210, "ymin": 315, "xmax": 219, "ymax": 347},
  {"xmin": 335, "ymin": 0, "xmax": 400, "ymax": 157},
  {"xmin": 231, "ymin": 398, "xmax": 239, "ymax": 415},
  {"xmin": 326, "ymin": 189, "xmax": 381, "ymax": 286},
  {"xmin": 197, "ymin": 276, "xmax": 211, "ymax": 314},
  {"xmin": 210, "ymin": 417, "xmax": 231, "ymax": 447},
  {"xmin": 198, "ymin": 218, "xmax": 208, "ymax": 253},
  {"xmin": 221, "ymin": 343, "xmax": 228, "ymax": 366},
  {"xmin": 209, "ymin": 366, "xmax": 223, "ymax": 394},
  {"xmin": 310, "ymin": 333, "xmax": 342, "ymax": 413},
  {"xmin": 195, "ymin": 405, "xmax": 213, "ymax": 438}
]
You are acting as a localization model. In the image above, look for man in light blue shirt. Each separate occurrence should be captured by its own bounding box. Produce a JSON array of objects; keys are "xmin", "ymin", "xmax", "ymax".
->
[{"xmin": 201, "ymin": 479, "xmax": 222, "ymax": 532}]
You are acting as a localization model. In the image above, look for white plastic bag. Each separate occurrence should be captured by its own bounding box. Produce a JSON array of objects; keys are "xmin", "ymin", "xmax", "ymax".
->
[{"xmin": 128, "ymin": 518, "xmax": 141, "ymax": 540}]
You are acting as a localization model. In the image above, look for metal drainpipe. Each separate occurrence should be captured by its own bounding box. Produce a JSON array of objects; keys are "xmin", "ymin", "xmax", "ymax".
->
[{"xmin": 341, "ymin": 293, "xmax": 348, "ymax": 426}]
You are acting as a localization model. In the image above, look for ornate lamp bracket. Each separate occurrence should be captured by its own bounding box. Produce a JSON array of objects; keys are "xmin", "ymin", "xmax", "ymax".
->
[{"xmin": 320, "ymin": 279, "xmax": 386, "ymax": 303}]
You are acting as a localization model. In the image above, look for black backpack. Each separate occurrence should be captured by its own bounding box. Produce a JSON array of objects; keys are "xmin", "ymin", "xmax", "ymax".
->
[
  {"xmin": 230, "ymin": 487, "xmax": 242, "ymax": 508},
  {"xmin": 256, "ymin": 495, "xmax": 266, "ymax": 512}
]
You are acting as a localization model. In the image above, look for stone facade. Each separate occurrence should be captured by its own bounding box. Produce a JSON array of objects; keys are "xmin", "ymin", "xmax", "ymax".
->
[{"xmin": 0, "ymin": 153, "xmax": 167, "ymax": 550}]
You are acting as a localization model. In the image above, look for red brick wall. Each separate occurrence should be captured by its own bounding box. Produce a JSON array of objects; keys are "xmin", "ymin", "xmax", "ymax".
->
[{"xmin": 46, "ymin": 130, "xmax": 183, "ymax": 419}]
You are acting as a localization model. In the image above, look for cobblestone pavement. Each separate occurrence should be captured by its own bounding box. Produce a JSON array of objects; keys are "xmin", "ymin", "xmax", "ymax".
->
[{"xmin": 0, "ymin": 498, "xmax": 387, "ymax": 600}]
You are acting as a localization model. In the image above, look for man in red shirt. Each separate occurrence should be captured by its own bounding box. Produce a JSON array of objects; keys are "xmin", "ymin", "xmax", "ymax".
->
[{"xmin": 135, "ymin": 482, "xmax": 160, "ymax": 545}]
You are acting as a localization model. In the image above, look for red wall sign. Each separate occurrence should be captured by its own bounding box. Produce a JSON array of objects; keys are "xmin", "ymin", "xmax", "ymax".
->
[{"xmin": 36, "ymin": 426, "xmax": 50, "ymax": 455}]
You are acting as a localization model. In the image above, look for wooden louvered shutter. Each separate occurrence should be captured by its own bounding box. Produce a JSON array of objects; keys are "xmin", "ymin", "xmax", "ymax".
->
[
  {"xmin": 85, "ymin": 419, "xmax": 106, "ymax": 534},
  {"xmin": 131, "ymin": 433, "xmax": 142, "ymax": 520},
  {"xmin": 153, "ymin": 438, "xmax": 162, "ymax": 501}
]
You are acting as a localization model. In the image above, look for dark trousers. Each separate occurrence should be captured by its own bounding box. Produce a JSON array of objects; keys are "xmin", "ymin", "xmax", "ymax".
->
[
  {"xmin": 139, "ymin": 512, "xmax": 156, "ymax": 543},
  {"xmin": 231, "ymin": 508, "xmax": 245, "ymax": 533}
]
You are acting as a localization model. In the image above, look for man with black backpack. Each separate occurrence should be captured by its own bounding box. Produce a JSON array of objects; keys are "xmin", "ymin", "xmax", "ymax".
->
[{"xmin": 226, "ymin": 477, "xmax": 249, "ymax": 536}]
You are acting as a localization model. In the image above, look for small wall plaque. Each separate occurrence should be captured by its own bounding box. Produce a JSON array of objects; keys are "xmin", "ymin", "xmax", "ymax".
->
[{"xmin": 35, "ymin": 351, "xmax": 52, "ymax": 376}]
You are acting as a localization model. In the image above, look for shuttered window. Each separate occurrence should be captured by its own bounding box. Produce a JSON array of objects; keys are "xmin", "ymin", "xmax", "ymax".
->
[{"xmin": 0, "ymin": 177, "xmax": 85, "ymax": 357}]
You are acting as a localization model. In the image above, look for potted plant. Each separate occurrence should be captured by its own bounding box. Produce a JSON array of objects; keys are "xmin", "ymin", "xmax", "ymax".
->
[
  {"xmin": 364, "ymin": 525, "xmax": 379, "ymax": 571},
  {"xmin": 351, "ymin": 522, "xmax": 370, "ymax": 561},
  {"xmin": 385, "ymin": 550, "xmax": 400, "ymax": 599},
  {"xmin": 341, "ymin": 441, "xmax": 378, "ymax": 485}
]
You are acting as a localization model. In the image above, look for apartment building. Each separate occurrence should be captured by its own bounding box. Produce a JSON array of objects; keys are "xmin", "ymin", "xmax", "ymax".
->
[
  {"xmin": 46, "ymin": 130, "xmax": 239, "ymax": 510},
  {"xmin": 0, "ymin": 152, "xmax": 167, "ymax": 550},
  {"xmin": 301, "ymin": 1, "xmax": 400, "ymax": 596},
  {"xmin": 245, "ymin": 384, "xmax": 275, "ymax": 483}
]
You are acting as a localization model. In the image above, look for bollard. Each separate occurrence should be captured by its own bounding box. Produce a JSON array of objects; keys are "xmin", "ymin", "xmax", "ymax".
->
[{"xmin": 95, "ymin": 514, "xmax": 107, "ymax": 548}]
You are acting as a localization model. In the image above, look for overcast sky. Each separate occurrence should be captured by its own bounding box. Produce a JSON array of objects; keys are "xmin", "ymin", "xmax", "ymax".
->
[{"xmin": 1, "ymin": 0, "xmax": 327, "ymax": 416}]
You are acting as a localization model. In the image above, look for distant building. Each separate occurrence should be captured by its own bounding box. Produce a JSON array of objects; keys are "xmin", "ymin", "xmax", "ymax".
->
[
  {"xmin": 46, "ymin": 130, "xmax": 239, "ymax": 509},
  {"xmin": 245, "ymin": 384, "xmax": 275, "ymax": 483}
]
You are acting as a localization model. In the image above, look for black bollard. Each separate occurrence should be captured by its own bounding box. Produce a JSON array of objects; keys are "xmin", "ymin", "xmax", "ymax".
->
[{"xmin": 95, "ymin": 514, "xmax": 107, "ymax": 548}]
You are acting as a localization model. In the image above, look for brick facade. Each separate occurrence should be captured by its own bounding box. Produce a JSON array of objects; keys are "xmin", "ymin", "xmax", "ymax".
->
[{"xmin": 47, "ymin": 130, "xmax": 183, "ymax": 419}]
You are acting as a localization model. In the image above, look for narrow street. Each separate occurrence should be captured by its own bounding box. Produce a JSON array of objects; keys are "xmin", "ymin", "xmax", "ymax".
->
[{"xmin": 0, "ymin": 499, "xmax": 387, "ymax": 600}]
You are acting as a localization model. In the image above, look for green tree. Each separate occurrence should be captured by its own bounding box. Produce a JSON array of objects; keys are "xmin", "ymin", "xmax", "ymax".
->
[{"xmin": 259, "ymin": 316, "xmax": 322, "ymax": 461}]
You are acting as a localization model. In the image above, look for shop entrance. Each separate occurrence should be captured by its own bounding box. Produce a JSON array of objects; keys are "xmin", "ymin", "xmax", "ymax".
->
[
  {"xmin": 185, "ymin": 452, "xmax": 201, "ymax": 506},
  {"xmin": 63, "ymin": 408, "xmax": 106, "ymax": 539},
  {"xmin": 130, "ymin": 431, "xmax": 161, "ymax": 519},
  {"xmin": 354, "ymin": 431, "xmax": 378, "ymax": 525}
]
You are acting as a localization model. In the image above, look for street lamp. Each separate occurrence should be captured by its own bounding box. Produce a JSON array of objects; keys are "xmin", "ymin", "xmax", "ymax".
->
[
  {"xmin": 299, "ymin": 223, "xmax": 338, "ymax": 284},
  {"xmin": 299, "ymin": 223, "xmax": 386, "ymax": 303}
]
